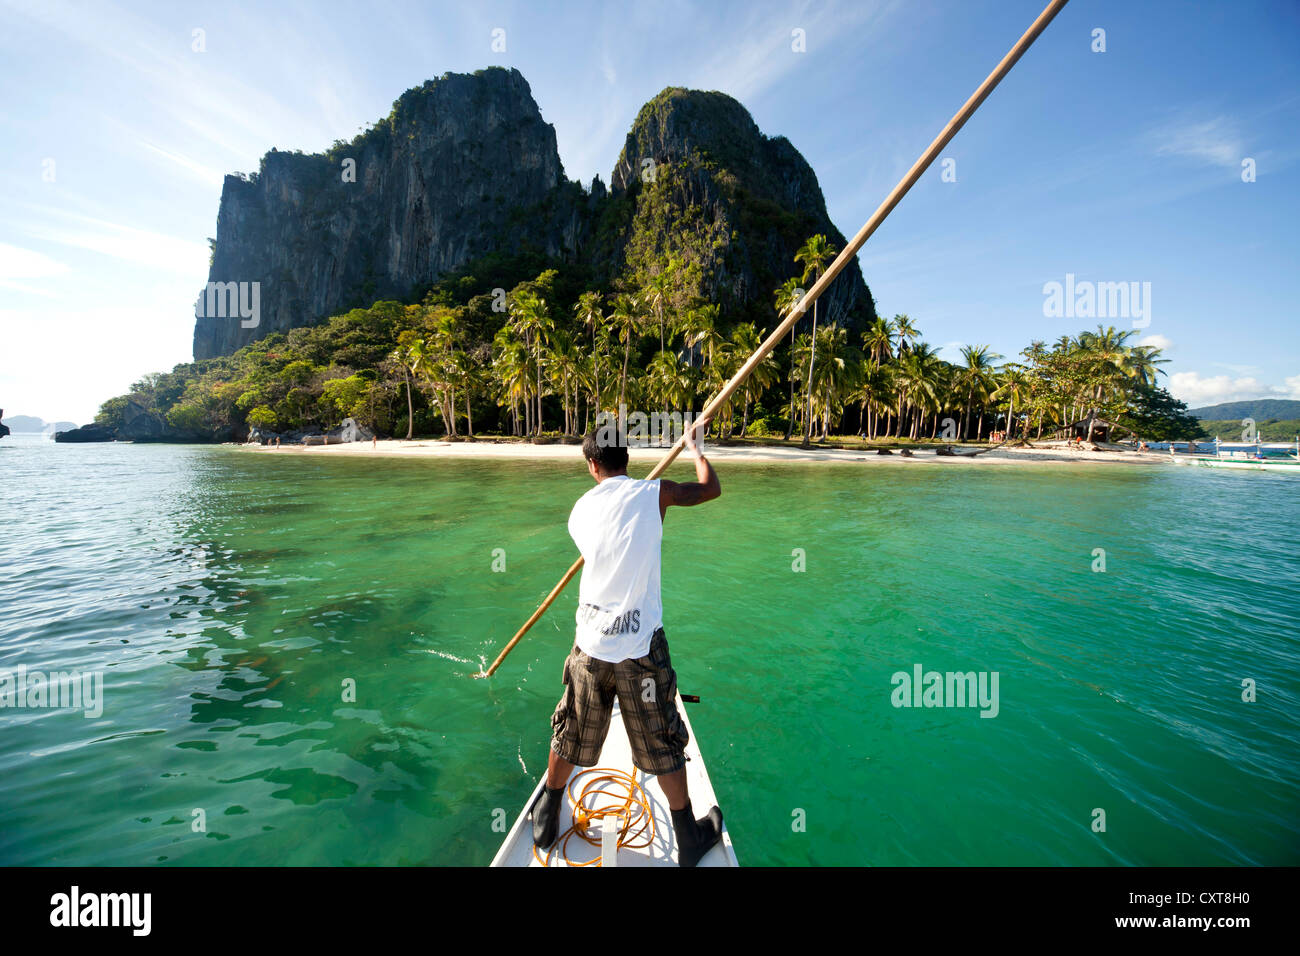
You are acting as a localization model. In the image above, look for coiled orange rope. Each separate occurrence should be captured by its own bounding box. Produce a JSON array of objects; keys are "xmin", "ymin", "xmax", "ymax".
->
[{"xmin": 532, "ymin": 767, "xmax": 657, "ymax": 867}]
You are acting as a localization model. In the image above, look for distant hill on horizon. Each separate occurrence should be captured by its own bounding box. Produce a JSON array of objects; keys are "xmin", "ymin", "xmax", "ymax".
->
[
  {"xmin": 2, "ymin": 414, "xmax": 79, "ymax": 433},
  {"xmin": 1188, "ymin": 399, "xmax": 1300, "ymax": 421}
]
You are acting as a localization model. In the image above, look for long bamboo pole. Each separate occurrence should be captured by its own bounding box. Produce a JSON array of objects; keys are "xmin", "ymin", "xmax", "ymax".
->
[{"xmin": 481, "ymin": 0, "xmax": 1069, "ymax": 678}]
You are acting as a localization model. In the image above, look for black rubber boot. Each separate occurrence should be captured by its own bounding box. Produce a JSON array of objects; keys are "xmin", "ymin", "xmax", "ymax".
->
[
  {"xmin": 531, "ymin": 784, "xmax": 566, "ymax": 850},
  {"xmin": 671, "ymin": 800, "xmax": 723, "ymax": 868}
]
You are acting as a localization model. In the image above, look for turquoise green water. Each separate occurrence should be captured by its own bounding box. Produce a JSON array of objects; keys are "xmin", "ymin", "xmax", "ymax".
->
[{"xmin": 1, "ymin": 434, "xmax": 1297, "ymax": 866}]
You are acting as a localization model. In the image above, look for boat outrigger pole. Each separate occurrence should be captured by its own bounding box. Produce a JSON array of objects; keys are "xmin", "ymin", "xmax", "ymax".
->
[{"xmin": 480, "ymin": 0, "xmax": 1070, "ymax": 679}]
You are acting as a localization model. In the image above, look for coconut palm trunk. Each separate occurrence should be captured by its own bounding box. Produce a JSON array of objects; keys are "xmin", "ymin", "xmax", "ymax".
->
[
  {"xmin": 403, "ymin": 368, "xmax": 414, "ymax": 440},
  {"xmin": 786, "ymin": 328, "xmax": 797, "ymax": 440},
  {"xmin": 803, "ymin": 302, "xmax": 818, "ymax": 445},
  {"xmin": 620, "ymin": 343, "xmax": 630, "ymax": 408}
]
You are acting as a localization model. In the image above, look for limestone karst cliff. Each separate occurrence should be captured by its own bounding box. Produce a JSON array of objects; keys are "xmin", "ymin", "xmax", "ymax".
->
[
  {"xmin": 195, "ymin": 68, "xmax": 569, "ymax": 358},
  {"xmin": 194, "ymin": 68, "xmax": 874, "ymax": 359}
]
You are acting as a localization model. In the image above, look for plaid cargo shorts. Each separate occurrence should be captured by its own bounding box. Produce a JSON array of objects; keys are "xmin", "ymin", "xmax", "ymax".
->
[{"xmin": 550, "ymin": 627, "xmax": 689, "ymax": 776}]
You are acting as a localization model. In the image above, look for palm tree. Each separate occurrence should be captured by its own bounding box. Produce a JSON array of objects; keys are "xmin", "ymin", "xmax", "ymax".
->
[
  {"xmin": 885, "ymin": 315, "xmax": 920, "ymax": 437},
  {"xmin": 928, "ymin": 359, "xmax": 959, "ymax": 438},
  {"xmin": 609, "ymin": 293, "xmax": 642, "ymax": 408},
  {"xmin": 574, "ymin": 291, "xmax": 605, "ymax": 414},
  {"xmin": 794, "ymin": 234, "xmax": 837, "ymax": 445},
  {"xmin": 1077, "ymin": 325, "xmax": 1135, "ymax": 440},
  {"xmin": 774, "ymin": 277, "xmax": 805, "ymax": 440},
  {"xmin": 896, "ymin": 344, "xmax": 942, "ymax": 440},
  {"xmin": 389, "ymin": 336, "xmax": 430, "ymax": 439},
  {"xmin": 958, "ymin": 345, "xmax": 1002, "ymax": 440},
  {"xmin": 583, "ymin": 348, "xmax": 619, "ymax": 431},
  {"xmin": 509, "ymin": 289, "xmax": 553, "ymax": 435},
  {"xmin": 1124, "ymin": 344, "xmax": 1168, "ymax": 387},
  {"xmin": 863, "ymin": 315, "xmax": 894, "ymax": 366},
  {"xmin": 729, "ymin": 323, "xmax": 778, "ymax": 436},
  {"xmin": 642, "ymin": 260, "xmax": 676, "ymax": 354},
  {"xmin": 807, "ymin": 324, "xmax": 855, "ymax": 439},
  {"xmin": 424, "ymin": 307, "xmax": 465, "ymax": 436},
  {"xmin": 991, "ymin": 363, "xmax": 1030, "ymax": 442},
  {"xmin": 646, "ymin": 350, "xmax": 693, "ymax": 427},
  {"xmin": 685, "ymin": 304, "xmax": 726, "ymax": 381},
  {"xmin": 491, "ymin": 327, "xmax": 530, "ymax": 436},
  {"xmin": 850, "ymin": 358, "xmax": 891, "ymax": 440},
  {"xmin": 548, "ymin": 329, "xmax": 584, "ymax": 435},
  {"xmin": 1019, "ymin": 340, "xmax": 1050, "ymax": 439},
  {"xmin": 455, "ymin": 349, "xmax": 487, "ymax": 437},
  {"xmin": 893, "ymin": 314, "xmax": 918, "ymax": 355}
]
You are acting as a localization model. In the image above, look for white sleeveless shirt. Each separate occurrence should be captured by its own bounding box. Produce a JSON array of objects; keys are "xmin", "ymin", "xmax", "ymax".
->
[{"xmin": 567, "ymin": 475, "xmax": 663, "ymax": 662}]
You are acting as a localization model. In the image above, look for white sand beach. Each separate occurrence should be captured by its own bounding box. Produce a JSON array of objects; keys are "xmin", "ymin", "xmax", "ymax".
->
[{"xmin": 240, "ymin": 438, "xmax": 1175, "ymax": 467}]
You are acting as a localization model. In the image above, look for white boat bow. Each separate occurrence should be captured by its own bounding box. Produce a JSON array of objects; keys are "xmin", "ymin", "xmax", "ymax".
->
[{"xmin": 491, "ymin": 691, "xmax": 738, "ymax": 867}]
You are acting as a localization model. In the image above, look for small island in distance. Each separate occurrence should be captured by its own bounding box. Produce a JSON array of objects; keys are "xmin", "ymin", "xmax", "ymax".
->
[{"xmin": 0, "ymin": 414, "xmax": 78, "ymax": 436}]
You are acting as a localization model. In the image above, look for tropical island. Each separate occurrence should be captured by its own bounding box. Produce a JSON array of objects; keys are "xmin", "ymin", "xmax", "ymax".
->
[{"xmin": 80, "ymin": 68, "xmax": 1200, "ymax": 455}]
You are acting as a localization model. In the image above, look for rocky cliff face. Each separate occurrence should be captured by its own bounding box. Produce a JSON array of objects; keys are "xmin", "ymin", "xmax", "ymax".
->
[
  {"xmin": 606, "ymin": 88, "xmax": 873, "ymax": 328},
  {"xmin": 194, "ymin": 72, "xmax": 873, "ymax": 358},
  {"xmin": 194, "ymin": 67, "xmax": 566, "ymax": 358}
]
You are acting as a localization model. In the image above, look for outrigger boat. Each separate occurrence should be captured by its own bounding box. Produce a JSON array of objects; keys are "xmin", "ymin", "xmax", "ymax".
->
[
  {"xmin": 1172, "ymin": 456, "xmax": 1300, "ymax": 474},
  {"xmin": 1170, "ymin": 438, "xmax": 1300, "ymax": 474},
  {"xmin": 491, "ymin": 692, "xmax": 738, "ymax": 867}
]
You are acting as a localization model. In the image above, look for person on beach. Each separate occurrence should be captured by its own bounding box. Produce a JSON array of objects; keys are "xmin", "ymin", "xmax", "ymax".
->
[{"xmin": 532, "ymin": 417, "xmax": 725, "ymax": 867}]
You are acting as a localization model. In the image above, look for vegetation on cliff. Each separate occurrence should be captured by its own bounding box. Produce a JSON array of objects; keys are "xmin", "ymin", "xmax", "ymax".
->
[{"xmin": 96, "ymin": 238, "xmax": 1191, "ymax": 444}]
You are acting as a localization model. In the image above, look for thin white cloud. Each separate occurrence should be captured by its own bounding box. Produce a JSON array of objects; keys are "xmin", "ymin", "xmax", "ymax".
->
[
  {"xmin": 0, "ymin": 0, "xmax": 331, "ymax": 168},
  {"xmin": 20, "ymin": 209, "xmax": 208, "ymax": 275},
  {"xmin": 0, "ymin": 281, "xmax": 62, "ymax": 298},
  {"xmin": 138, "ymin": 141, "xmax": 227, "ymax": 187},
  {"xmin": 0, "ymin": 242, "xmax": 71, "ymax": 281},
  {"xmin": 1211, "ymin": 361, "xmax": 1258, "ymax": 375},
  {"xmin": 689, "ymin": 1, "xmax": 900, "ymax": 107},
  {"xmin": 1151, "ymin": 116, "xmax": 1244, "ymax": 169},
  {"xmin": 0, "ymin": 242, "xmax": 70, "ymax": 298}
]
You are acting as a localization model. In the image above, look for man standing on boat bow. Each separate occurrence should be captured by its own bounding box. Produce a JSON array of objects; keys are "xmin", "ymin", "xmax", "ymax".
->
[{"xmin": 533, "ymin": 418, "xmax": 724, "ymax": 867}]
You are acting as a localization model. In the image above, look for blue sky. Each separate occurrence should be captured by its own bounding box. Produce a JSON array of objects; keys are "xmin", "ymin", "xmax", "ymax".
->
[{"xmin": 1, "ymin": 0, "xmax": 1297, "ymax": 423}]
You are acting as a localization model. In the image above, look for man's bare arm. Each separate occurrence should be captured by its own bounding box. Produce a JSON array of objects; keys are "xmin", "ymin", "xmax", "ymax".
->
[{"xmin": 659, "ymin": 419, "xmax": 720, "ymax": 515}]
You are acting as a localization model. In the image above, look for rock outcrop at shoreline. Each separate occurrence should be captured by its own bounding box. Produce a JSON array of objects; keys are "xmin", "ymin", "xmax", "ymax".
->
[
  {"xmin": 193, "ymin": 68, "xmax": 876, "ymax": 360},
  {"xmin": 56, "ymin": 398, "xmax": 249, "ymax": 443},
  {"xmin": 115, "ymin": 398, "xmax": 245, "ymax": 442},
  {"xmin": 53, "ymin": 423, "xmax": 116, "ymax": 442},
  {"xmin": 248, "ymin": 416, "xmax": 375, "ymax": 446}
]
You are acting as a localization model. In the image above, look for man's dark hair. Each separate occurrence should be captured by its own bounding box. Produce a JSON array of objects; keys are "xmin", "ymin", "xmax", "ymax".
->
[{"xmin": 582, "ymin": 429, "xmax": 629, "ymax": 474}]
